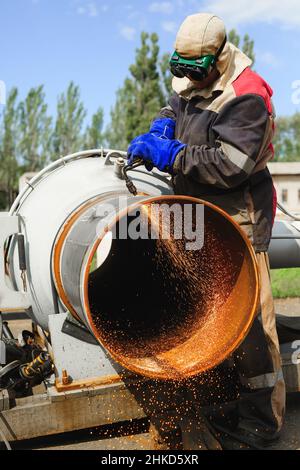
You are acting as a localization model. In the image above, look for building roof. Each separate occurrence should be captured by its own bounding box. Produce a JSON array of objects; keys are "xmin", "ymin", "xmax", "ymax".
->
[{"xmin": 268, "ymin": 162, "xmax": 300, "ymax": 175}]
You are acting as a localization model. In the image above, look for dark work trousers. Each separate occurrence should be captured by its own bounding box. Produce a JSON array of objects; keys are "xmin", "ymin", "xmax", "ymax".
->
[
  {"xmin": 147, "ymin": 252, "xmax": 285, "ymax": 449},
  {"xmin": 231, "ymin": 252, "xmax": 285, "ymax": 438}
]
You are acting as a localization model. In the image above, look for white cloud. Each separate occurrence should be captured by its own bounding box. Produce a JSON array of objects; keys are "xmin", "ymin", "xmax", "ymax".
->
[
  {"xmin": 76, "ymin": 2, "xmax": 99, "ymax": 17},
  {"xmin": 124, "ymin": 9, "xmax": 147, "ymax": 30},
  {"xmin": 161, "ymin": 21, "xmax": 178, "ymax": 33},
  {"xmin": 127, "ymin": 10, "xmax": 141, "ymax": 20},
  {"xmin": 88, "ymin": 2, "xmax": 98, "ymax": 17},
  {"xmin": 257, "ymin": 51, "xmax": 282, "ymax": 68},
  {"xmin": 120, "ymin": 25, "xmax": 136, "ymax": 41},
  {"xmin": 203, "ymin": 0, "xmax": 300, "ymax": 28},
  {"xmin": 149, "ymin": 2, "xmax": 173, "ymax": 15}
]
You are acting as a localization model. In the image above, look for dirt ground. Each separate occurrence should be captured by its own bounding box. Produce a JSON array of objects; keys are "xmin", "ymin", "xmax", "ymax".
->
[{"xmin": 2, "ymin": 299, "xmax": 300, "ymax": 450}]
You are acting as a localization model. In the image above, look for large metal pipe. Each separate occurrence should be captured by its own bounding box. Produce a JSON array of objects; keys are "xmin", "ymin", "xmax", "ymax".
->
[
  {"xmin": 269, "ymin": 220, "xmax": 300, "ymax": 269},
  {"xmin": 7, "ymin": 150, "xmax": 173, "ymax": 329},
  {"xmin": 53, "ymin": 194, "xmax": 259, "ymax": 379},
  {"xmin": 4, "ymin": 150, "xmax": 299, "ymax": 381}
]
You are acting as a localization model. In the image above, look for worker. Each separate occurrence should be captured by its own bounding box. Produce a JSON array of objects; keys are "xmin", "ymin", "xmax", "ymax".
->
[{"xmin": 127, "ymin": 13, "xmax": 285, "ymax": 450}]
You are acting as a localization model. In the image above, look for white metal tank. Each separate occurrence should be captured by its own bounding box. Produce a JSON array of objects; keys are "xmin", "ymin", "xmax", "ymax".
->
[
  {"xmin": 7, "ymin": 149, "xmax": 173, "ymax": 330},
  {"xmin": 2, "ymin": 149, "xmax": 299, "ymax": 380}
]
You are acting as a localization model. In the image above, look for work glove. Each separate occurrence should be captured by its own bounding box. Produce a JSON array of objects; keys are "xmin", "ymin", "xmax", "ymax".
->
[
  {"xmin": 149, "ymin": 118, "xmax": 176, "ymax": 140},
  {"xmin": 126, "ymin": 119, "xmax": 176, "ymax": 170},
  {"xmin": 127, "ymin": 133, "xmax": 186, "ymax": 174}
]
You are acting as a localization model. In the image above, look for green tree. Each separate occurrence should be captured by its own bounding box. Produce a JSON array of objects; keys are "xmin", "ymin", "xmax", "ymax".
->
[
  {"xmin": 159, "ymin": 52, "xmax": 173, "ymax": 102},
  {"xmin": 84, "ymin": 107, "xmax": 104, "ymax": 149},
  {"xmin": 228, "ymin": 29, "xmax": 240, "ymax": 47},
  {"xmin": 19, "ymin": 85, "xmax": 52, "ymax": 172},
  {"xmin": 0, "ymin": 88, "xmax": 20, "ymax": 208},
  {"xmin": 273, "ymin": 114, "xmax": 300, "ymax": 162},
  {"xmin": 228, "ymin": 29, "xmax": 255, "ymax": 64},
  {"xmin": 106, "ymin": 32, "xmax": 167, "ymax": 149},
  {"xmin": 105, "ymin": 88, "xmax": 128, "ymax": 150},
  {"xmin": 53, "ymin": 81, "xmax": 86, "ymax": 158}
]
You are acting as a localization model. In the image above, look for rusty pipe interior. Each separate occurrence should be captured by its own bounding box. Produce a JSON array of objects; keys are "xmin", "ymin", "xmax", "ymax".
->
[{"xmin": 84, "ymin": 196, "xmax": 259, "ymax": 380}]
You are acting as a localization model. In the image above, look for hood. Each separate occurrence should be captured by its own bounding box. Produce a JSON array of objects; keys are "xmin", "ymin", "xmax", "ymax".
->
[{"xmin": 172, "ymin": 41, "xmax": 252, "ymax": 100}]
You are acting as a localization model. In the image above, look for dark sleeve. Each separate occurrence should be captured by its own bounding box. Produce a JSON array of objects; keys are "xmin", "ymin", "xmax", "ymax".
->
[
  {"xmin": 155, "ymin": 93, "xmax": 179, "ymax": 121},
  {"xmin": 173, "ymin": 94, "xmax": 271, "ymax": 189}
]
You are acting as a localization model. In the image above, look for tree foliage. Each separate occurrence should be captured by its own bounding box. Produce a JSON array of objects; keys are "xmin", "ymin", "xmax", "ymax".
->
[
  {"xmin": 0, "ymin": 88, "xmax": 20, "ymax": 208},
  {"xmin": 159, "ymin": 52, "xmax": 173, "ymax": 102},
  {"xmin": 0, "ymin": 82, "xmax": 102, "ymax": 209},
  {"xmin": 106, "ymin": 32, "xmax": 171, "ymax": 149},
  {"xmin": 273, "ymin": 114, "xmax": 300, "ymax": 162},
  {"xmin": 52, "ymin": 81, "xmax": 86, "ymax": 158},
  {"xmin": 19, "ymin": 85, "xmax": 52, "ymax": 171},
  {"xmin": 105, "ymin": 88, "xmax": 128, "ymax": 150},
  {"xmin": 228, "ymin": 29, "xmax": 255, "ymax": 64},
  {"xmin": 84, "ymin": 107, "xmax": 104, "ymax": 149}
]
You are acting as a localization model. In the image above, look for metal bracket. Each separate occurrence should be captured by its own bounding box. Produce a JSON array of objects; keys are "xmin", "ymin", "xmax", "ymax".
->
[
  {"xmin": 104, "ymin": 150, "xmax": 127, "ymax": 166},
  {"xmin": 0, "ymin": 213, "xmax": 31, "ymax": 311}
]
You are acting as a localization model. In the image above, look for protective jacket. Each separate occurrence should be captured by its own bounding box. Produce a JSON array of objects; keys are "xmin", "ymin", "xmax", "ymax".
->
[{"xmin": 157, "ymin": 43, "xmax": 276, "ymax": 252}]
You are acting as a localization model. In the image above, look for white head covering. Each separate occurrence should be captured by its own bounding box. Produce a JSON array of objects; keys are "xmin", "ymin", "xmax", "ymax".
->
[{"xmin": 172, "ymin": 13, "xmax": 252, "ymax": 99}]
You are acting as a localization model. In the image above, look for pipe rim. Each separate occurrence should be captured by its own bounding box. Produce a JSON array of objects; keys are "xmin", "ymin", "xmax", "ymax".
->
[{"xmin": 82, "ymin": 195, "xmax": 260, "ymax": 380}]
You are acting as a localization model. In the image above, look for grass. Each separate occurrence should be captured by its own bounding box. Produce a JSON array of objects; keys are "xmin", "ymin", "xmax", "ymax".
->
[
  {"xmin": 89, "ymin": 254, "xmax": 98, "ymax": 272},
  {"xmin": 271, "ymin": 268, "xmax": 300, "ymax": 298}
]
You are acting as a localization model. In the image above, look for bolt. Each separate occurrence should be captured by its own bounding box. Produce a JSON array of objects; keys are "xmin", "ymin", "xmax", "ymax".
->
[
  {"xmin": 114, "ymin": 157, "xmax": 125, "ymax": 179},
  {"xmin": 62, "ymin": 369, "xmax": 69, "ymax": 385}
]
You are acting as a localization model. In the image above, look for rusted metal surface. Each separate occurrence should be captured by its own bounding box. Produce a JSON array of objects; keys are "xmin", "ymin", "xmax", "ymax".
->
[
  {"xmin": 53, "ymin": 194, "xmax": 258, "ymax": 381},
  {"xmin": 55, "ymin": 374, "xmax": 129, "ymax": 392},
  {"xmin": 61, "ymin": 369, "xmax": 69, "ymax": 386},
  {"xmin": 84, "ymin": 196, "xmax": 259, "ymax": 380}
]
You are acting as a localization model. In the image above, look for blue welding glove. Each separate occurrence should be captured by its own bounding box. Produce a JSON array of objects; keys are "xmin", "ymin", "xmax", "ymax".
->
[
  {"xmin": 149, "ymin": 118, "xmax": 176, "ymax": 140},
  {"xmin": 127, "ymin": 133, "xmax": 186, "ymax": 174}
]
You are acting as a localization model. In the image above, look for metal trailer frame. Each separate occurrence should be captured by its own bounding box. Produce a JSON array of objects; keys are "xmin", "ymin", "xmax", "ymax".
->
[
  {"xmin": 0, "ymin": 150, "xmax": 300, "ymax": 446},
  {"xmin": 0, "ymin": 382, "xmax": 147, "ymax": 443},
  {"xmin": 0, "ymin": 311, "xmax": 148, "ymax": 445},
  {"xmin": 0, "ymin": 314, "xmax": 300, "ymax": 444}
]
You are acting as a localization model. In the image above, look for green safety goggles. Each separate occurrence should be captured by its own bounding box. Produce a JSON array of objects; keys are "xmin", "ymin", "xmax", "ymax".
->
[
  {"xmin": 169, "ymin": 36, "xmax": 227, "ymax": 82},
  {"xmin": 169, "ymin": 52, "xmax": 217, "ymax": 81}
]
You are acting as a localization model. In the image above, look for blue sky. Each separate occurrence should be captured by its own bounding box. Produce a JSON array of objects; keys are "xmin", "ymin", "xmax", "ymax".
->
[{"xmin": 0, "ymin": 0, "xmax": 300, "ymax": 128}]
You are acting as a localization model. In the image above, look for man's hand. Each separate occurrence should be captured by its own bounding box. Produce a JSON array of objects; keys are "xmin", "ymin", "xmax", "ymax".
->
[
  {"xmin": 127, "ymin": 133, "xmax": 186, "ymax": 173},
  {"xmin": 149, "ymin": 118, "xmax": 176, "ymax": 140}
]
